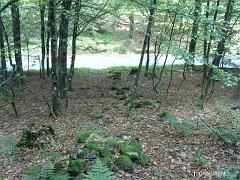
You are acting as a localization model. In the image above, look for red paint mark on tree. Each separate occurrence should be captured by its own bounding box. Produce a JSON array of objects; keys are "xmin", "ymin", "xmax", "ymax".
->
[
  {"xmin": 61, "ymin": 59, "xmax": 67, "ymax": 64},
  {"xmin": 52, "ymin": 58, "xmax": 58, "ymax": 63}
]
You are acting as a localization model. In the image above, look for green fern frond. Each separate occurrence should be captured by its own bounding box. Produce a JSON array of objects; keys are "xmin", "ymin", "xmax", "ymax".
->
[
  {"xmin": 83, "ymin": 158, "xmax": 115, "ymax": 180},
  {"xmin": 39, "ymin": 162, "xmax": 55, "ymax": 179},
  {"xmin": 23, "ymin": 175, "xmax": 37, "ymax": 180}
]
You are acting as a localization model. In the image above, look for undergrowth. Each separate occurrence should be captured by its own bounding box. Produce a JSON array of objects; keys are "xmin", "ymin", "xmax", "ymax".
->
[{"xmin": 83, "ymin": 158, "xmax": 116, "ymax": 180}]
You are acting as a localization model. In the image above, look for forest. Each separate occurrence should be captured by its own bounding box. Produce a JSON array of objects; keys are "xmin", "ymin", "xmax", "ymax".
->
[{"xmin": 0, "ymin": 0, "xmax": 240, "ymax": 179}]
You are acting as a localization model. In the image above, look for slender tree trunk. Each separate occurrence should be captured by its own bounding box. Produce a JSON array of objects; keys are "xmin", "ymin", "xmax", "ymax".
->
[
  {"xmin": 1, "ymin": 20, "xmax": 14, "ymax": 70},
  {"xmin": 40, "ymin": 3, "xmax": 46, "ymax": 78},
  {"xmin": 46, "ymin": 12, "xmax": 50, "ymax": 77},
  {"xmin": 11, "ymin": 2, "xmax": 22, "ymax": 75},
  {"xmin": 212, "ymin": 0, "xmax": 234, "ymax": 66},
  {"xmin": 188, "ymin": 0, "xmax": 201, "ymax": 61},
  {"xmin": 129, "ymin": 11, "xmax": 134, "ymax": 39},
  {"xmin": 126, "ymin": 0, "xmax": 156, "ymax": 114},
  {"xmin": 58, "ymin": 0, "xmax": 71, "ymax": 99},
  {"xmin": 66, "ymin": 0, "xmax": 81, "ymax": 108},
  {"xmin": 49, "ymin": 0, "xmax": 61, "ymax": 117},
  {"xmin": 0, "ymin": 13, "xmax": 6, "ymax": 80}
]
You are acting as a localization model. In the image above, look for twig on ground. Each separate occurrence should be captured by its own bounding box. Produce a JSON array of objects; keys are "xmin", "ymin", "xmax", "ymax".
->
[{"xmin": 190, "ymin": 101, "xmax": 239, "ymax": 156}]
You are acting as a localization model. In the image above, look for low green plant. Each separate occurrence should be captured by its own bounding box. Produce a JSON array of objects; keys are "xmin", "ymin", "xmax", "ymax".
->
[
  {"xmin": 130, "ymin": 108, "xmax": 142, "ymax": 121},
  {"xmin": 193, "ymin": 151, "xmax": 209, "ymax": 167},
  {"xmin": 215, "ymin": 154, "xmax": 240, "ymax": 179},
  {"xmin": 83, "ymin": 158, "xmax": 116, "ymax": 180},
  {"xmin": 24, "ymin": 161, "xmax": 70, "ymax": 180},
  {"xmin": 90, "ymin": 113, "xmax": 103, "ymax": 119},
  {"xmin": 37, "ymin": 151, "xmax": 62, "ymax": 159},
  {"xmin": 0, "ymin": 134, "xmax": 18, "ymax": 164}
]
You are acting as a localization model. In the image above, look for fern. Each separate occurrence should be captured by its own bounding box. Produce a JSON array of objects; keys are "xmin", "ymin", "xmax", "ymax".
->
[
  {"xmin": 83, "ymin": 158, "xmax": 116, "ymax": 180},
  {"xmin": 39, "ymin": 162, "xmax": 55, "ymax": 179},
  {"xmin": 0, "ymin": 134, "xmax": 17, "ymax": 155},
  {"xmin": 24, "ymin": 161, "xmax": 71, "ymax": 180}
]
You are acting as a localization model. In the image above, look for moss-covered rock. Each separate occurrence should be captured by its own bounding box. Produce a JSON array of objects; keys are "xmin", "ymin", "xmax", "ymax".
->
[
  {"xmin": 129, "ymin": 139, "xmax": 142, "ymax": 151},
  {"xmin": 100, "ymin": 148, "xmax": 113, "ymax": 158},
  {"xmin": 120, "ymin": 145, "xmax": 148, "ymax": 166},
  {"xmin": 25, "ymin": 165, "xmax": 40, "ymax": 176},
  {"xmin": 54, "ymin": 161, "xmax": 67, "ymax": 172},
  {"xmin": 106, "ymin": 139, "xmax": 118, "ymax": 149},
  {"xmin": 68, "ymin": 160, "xmax": 87, "ymax": 176},
  {"xmin": 90, "ymin": 113, "xmax": 103, "ymax": 119},
  {"xmin": 77, "ymin": 130, "xmax": 98, "ymax": 143},
  {"xmin": 116, "ymin": 155, "xmax": 133, "ymax": 173},
  {"xmin": 84, "ymin": 143, "xmax": 101, "ymax": 152}
]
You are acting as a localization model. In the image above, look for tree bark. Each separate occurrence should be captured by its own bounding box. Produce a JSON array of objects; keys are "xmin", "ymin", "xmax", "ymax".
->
[
  {"xmin": 0, "ymin": 13, "xmax": 6, "ymax": 80},
  {"xmin": 49, "ymin": 0, "xmax": 61, "ymax": 117},
  {"xmin": 126, "ymin": 0, "xmax": 156, "ymax": 114},
  {"xmin": 40, "ymin": 3, "xmax": 46, "ymax": 78},
  {"xmin": 188, "ymin": 0, "xmax": 201, "ymax": 60},
  {"xmin": 58, "ymin": 0, "xmax": 71, "ymax": 99},
  {"xmin": 11, "ymin": 2, "xmax": 22, "ymax": 74},
  {"xmin": 66, "ymin": 0, "xmax": 81, "ymax": 108}
]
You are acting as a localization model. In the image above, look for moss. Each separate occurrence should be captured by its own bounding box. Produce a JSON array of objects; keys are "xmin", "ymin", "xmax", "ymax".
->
[
  {"xmin": 129, "ymin": 139, "xmax": 142, "ymax": 151},
  {"xmin": 106, "ymin": 139, "xmax": 118, "ymax": 148},
  {"xmin": 116, "ymin": 155, "xmax": 133, "ymax": 173},
  {"xmin": 104, "ymin": 119, "xmax": 113, "ymax": 124},
  {"xmin": 25, "ymin": 165, "xmax": 41, "ymax": 176},
  {"xmin": 90, "ymin": 113, "xmax": 103, "ymax": 119},
  {"xmin": 54, "ymin": 161, "xmax": 66, "ymax": 172},
  {"xmin": 120, "ymin": 145, "xmax": 148, "ymax": 166},
  {"xmin": 84, "ymin": 143, "xmax": 101, "ymax": 152},
  {"xmin": 68, "ymin": 160, "xmax": 87, "ymax": 176},
  {"xmin": 132, "ymin": 101, "xmax": 143, "ymax": 108},
  {"xmin": 77, "ymin": 130, "xmax": 98, "ymax": 143},
  {"xmin": 157, "ymin": 111, "xmax": 172, "ymax": 119},
  {"xmin": 100, "ymin": 148, "xmax": 113, "ymax": 158},
  {"xmin": 142, "ymin": 99, "xmax": 154, "ymax": 106}
]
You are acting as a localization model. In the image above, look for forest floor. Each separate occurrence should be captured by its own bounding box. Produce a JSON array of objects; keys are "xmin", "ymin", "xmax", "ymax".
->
[{"xmin": 0, "ymin": 65, "xmax": 240, "ymax": 179}]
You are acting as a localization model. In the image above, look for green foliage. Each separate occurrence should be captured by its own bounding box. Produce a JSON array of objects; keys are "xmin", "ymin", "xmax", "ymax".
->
[
  {"xmin": 0, "ymin": 134, "xmax": 18, "ymax": 155},
  {"xmin": 25, "ymin": 165, "xmax": 41, "ymax": 176},
  {"xmin": 215, "ymin": 155, "xmax": 240, "ymax": 179},
  {"xmin": 130, "ymin": 108, "xmax": 142, "ymax": 121},
  {"xmin": 24, "ymin": 161, "xmax": 70, "ymax": 180},
  {"xmin": 90, "ymin": 113, "xmax": 103, "ymax": 119},
  {"xmin": 83, "ymin": 158, "xmax": 116, "ymax": 180},
  {"xmin": 37, "ymin": 151, "xmax": 62, "ymax": 159},
  {"xmin": 77, "ymin": 130, "xmax": 98, "ymax": 143},
  {"xmin": 193, "ymin": 151, "xmax": 209, "ymax": 167},
  {"xmin": 104, "ymin": 119, "xmax": 114, "ymax": 124},
  {"xmin": 142, "ymin": 99, "xmax": 155, "ymax": 106}
]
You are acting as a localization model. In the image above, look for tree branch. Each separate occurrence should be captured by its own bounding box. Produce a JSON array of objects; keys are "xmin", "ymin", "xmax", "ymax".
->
[
  {"xmin": 191, "ymin": 101, "xmax": 239, "ymax": 156},
  {"xmin": 0, "ymin": 0, "xmax": 19, "ymax": 13}
]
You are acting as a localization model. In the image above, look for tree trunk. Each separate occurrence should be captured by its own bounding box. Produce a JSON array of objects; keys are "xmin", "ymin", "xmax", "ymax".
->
[
  {"xmin": 0, "ymin": 13, "xmax": 6, "ymax": 80},
  {"xmin": 46, "ymin": 11, "xmax": 50, "ymax": 77},
  {"xmin": 40, "ymin": 3, "xmax": 46, "ymax": 78},
  {"xmin": 49, "ymin": 0, "xmax": 61, "ymax": 117},
  {"xmin": 58, "ymin": 0, "xmax": 71, "ymax": 99},
  {"xmin": 66, "ymin": 0, "xmax": 81, "ymax": 108},
  {"xmin": 129, "ymin": 11, "xmax": 134, "ymax": 39},
  {"xmin": 126, "ymin": 0, "xmax": 156, "ymax": 114},
  {"xmin": 188, "ymin": 0, "xmax": 201, "ymax": 61},
  {"xmin": 11, "ymin": 2, "xmax": 22, "ymax": 74},
  {"xmin": 212, "ymin": 0, "xmax": 234, "ymax": 66}
]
